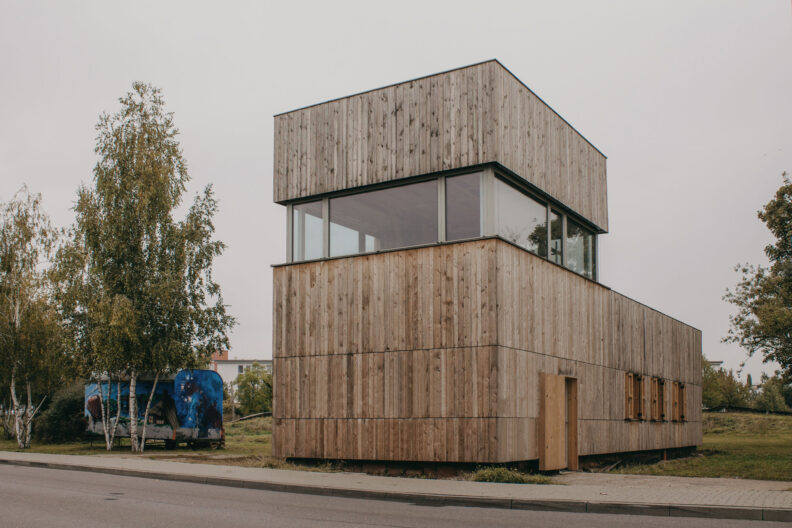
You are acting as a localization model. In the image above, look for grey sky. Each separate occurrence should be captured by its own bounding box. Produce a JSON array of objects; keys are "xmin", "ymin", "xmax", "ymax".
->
[{"xmin": 1, "ymin": 1, "xmax": 789, "ymax": 380}]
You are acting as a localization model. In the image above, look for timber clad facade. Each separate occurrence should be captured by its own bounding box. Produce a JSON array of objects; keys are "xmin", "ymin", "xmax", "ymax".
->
[
  {"xmin": 273, "ymin": 60, "xmax": 608, "ymax": 231},
  {"xmin": 272, "ymin": 60, "xmax": 702, "ymax": 468}
]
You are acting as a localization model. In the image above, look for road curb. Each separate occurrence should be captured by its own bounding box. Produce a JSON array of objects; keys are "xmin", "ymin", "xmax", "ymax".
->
[{"xmin": 1, "ymin": 458, "xmax": 790, "ymax": 522}]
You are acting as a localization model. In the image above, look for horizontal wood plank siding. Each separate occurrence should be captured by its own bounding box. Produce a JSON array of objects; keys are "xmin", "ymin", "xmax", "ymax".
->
[{"xmin": 273, "ymin": 61, "xmax": 609, "ymax": 231}]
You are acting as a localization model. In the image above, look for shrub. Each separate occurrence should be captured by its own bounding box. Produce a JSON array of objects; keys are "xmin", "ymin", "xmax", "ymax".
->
[
  {"xmin": 34, "ymin": 382, "xmax": 86, "ymax": 443},
  {"xmin": 235, "ymin": 363, "xmax": 272, "ymax": 417},
  {"xmin": 469, "ymin": 467, "xmax": 551, "ymax": 484}
]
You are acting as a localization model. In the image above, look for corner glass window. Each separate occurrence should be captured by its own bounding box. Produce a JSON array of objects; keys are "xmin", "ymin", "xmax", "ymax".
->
[
  {"xmin": 329, "ymin": 180, "xmax": 438, "ymax": 258},
  {"xmin": 566, "ymin": 218, "xmax": 595, "ymax": 279},
  {"xmin": 550, "ymin": 210, "xmax": 563, "ymax": 265},
  {"xmin": 292, "ymin": 201, "xmax": 323, "ymax": 261},
  {"xmin": 494, "ymin": 178, "xmax": 547, "ymax": 257},
  {"xmin": 446, "ymin": 173, "xmax": 481, "ymax": 241}
]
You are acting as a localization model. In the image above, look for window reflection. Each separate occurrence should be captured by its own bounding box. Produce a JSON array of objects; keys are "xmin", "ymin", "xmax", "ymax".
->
[
  {"xmin": 290, "ymin": 172, "xmax": 597, "ymax": 282},
  {"xmin": 495, "ymin": 178, "xmax": 547, "ymax": 257},
  {"xmin": 329, "ymin": 180, "xmax": 438, "ymax": 258},
  {"xmin": 292, "ymin": 201, "xmax": 323, "ymax": 261},
  {"xmin": 550, "ymin": 210, "xmax": 563, "ymax": 265},
  {"xmin": 567, "ymin": 219, "xmax": 595, "ymax": 279},
  {"xmin": 446, "ymin": 173, "xmax": 481, "ymax": 241}
]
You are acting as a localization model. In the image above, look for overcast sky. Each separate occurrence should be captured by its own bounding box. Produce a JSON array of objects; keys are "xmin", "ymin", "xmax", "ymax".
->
[{"xmin": 1, "ymin": 1, "xmax": 790, "ymax": 380}]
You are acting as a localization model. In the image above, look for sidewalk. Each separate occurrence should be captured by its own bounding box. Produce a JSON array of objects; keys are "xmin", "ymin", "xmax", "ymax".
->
[{"xmin": 1, "ymin": 450, "xmax": 790, "ymax": 522}]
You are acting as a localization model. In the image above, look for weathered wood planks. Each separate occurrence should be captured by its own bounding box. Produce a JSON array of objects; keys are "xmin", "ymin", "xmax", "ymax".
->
[
  {"xmin": 273, "ymin": 239, "xmax": 702, "ymax": 462},
  {"xmin": 273, "ymin": 60, "xmax": 609, "ymax": 231}
]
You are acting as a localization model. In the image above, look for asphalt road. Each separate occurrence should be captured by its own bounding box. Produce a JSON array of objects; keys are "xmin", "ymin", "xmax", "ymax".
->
[{"xmin": 0, "ymin": 465, "xmax": 781, "ymax": 528}]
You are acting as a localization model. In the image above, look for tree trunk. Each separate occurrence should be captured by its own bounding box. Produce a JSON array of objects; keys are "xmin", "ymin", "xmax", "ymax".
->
[
  {"xmin": 129, "ymin": 371, "xmax": 139, "ymax": 453},
  {"xmin": 10, "ymin": 369, "xmax": 25, "ymax": 449},
  {"xmin": 230, "ymin": 384, "xmax": 235, "ymax": 421},
  {"xmin": 96, "ymin": 379, "xmax": 111, "ymax": 449},
  {"xmin": 108, "ymin": 380, "xmax": 121, "ymax": 449},
  {"xmin": 23, "ymin": 382, "xmax": 33, "ymax": 449},
  {"xmin": 139, "ymin": 371, "xmax": 160, "ymax": 454}
]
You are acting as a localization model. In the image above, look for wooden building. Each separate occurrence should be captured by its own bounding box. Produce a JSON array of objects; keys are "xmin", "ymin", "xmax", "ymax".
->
[{"xmin": 271, "ymin": 60, "xmax": 701, "ymax": 470}]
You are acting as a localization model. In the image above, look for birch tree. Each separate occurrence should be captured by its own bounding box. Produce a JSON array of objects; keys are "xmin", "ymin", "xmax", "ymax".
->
[
  {"xmin": 58, "ymin": 82, "xmax": 234, "ymax": 453},
  {"xmin": 0, "ymin": 188, "xmax": 60, "ymax": 448},
  {"xmin": 51, "ymin": 233, "xmax": 127, "ymax": 450}
]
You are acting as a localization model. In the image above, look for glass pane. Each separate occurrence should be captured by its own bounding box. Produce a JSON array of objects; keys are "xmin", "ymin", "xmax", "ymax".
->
[
  {"xmin": 550, "ymin": 210, "xmax": 563, "ymax": 265},
  {"xmin": 292, "ymin": 201, "xmax": 323, "ymax": 261},
  {"xmin": 446, "ymin": 173, "xmax": 481, "ymax": 241},
  {"xmin": 330, "ymin": 180, "xmax": 438, "ymax": 257},
  {"xmin": 330, "ymin": 221, "xmax": 359, "ymax": 257},
  {"xmin": 566, "ymin": 219, "xmax": 596, "ymax": 279},
  {"xmin": 495, "ymin": 178, "xmax": 547, "ymax": 257}
]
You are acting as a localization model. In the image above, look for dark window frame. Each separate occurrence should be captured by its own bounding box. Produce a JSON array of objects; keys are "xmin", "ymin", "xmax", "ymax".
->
[{"xmin": 285, "ymin": 168, "xmax": 599, "ymax": 282}]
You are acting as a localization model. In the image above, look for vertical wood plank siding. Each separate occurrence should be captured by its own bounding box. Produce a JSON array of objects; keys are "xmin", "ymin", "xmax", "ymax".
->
[
  {"xmin": 273, "ymin": 61, "xmax": 609, "ymax": 231},
  {"xmin": 272, "ymin": 239, "xmax": 702, "ymax": 461}
]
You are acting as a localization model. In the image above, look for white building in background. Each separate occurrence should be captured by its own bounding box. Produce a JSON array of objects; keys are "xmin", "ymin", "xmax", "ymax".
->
[{"xmin": 210, "ymin": 351, "xmax": 272, "ymax": 385}]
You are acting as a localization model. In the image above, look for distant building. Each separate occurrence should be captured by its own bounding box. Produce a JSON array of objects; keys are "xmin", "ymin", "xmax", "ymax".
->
[
  {"xmin": 210, "ymin": 351, "xmax": 272, "ymax": 385},
  {"xmin": 707, "ymin": 360, "xmax": 724, "ymax": 369}
]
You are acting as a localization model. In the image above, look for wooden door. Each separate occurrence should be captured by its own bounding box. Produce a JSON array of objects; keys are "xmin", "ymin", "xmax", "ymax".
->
[{"xmin": 539, "ymin": 373, "xmax": 578, "ymax": 471}]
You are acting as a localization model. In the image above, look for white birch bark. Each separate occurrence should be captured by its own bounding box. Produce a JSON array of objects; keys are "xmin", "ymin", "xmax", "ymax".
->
[
  {"xmin": 139, "ymin": 371, "xmax": 159, "ymax": 454},
  {"xmin": 9, "ymin": 370, "xmax": 40, "ymax": 449},
  {"xmin": 96, "ymin": 379, "xmax": 111, "ymax": 449},
  {"xmin": 10, "ymin": 369, "xmax": 25, "ymax": 448},
  {"xmin": 108, "ymin": 380, "xmax": 121, "ymax": 449},
  {"xmin": 129, "ymin": 371, "xmax": 139, "ymax": 453},
  {"xmin": 23, "ymin": 382, "xmax": 33, "ymax": 448}
]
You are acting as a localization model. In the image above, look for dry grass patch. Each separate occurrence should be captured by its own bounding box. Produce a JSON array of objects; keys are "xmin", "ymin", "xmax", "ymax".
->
[{"xmin": 469, "ymin": 467, "xmax": 551, "ymax": 484}]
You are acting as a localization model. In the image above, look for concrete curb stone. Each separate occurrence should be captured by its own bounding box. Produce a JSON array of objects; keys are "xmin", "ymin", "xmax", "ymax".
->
[{"xmin": 587, "ymin": 502, "xmax": 670, "ymax": 517}]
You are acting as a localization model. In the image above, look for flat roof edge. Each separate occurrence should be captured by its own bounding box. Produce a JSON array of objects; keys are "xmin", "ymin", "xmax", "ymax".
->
[{"xmin": 273, "ymin": 59, "xmax": 606, "ymax": 159}]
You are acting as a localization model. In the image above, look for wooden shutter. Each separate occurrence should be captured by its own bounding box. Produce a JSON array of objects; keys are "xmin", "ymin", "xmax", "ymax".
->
[
  {"xmin": 659, "ymin": 379, "xmax": 666, "ymax": 421},
  {"xmin": 679, "ymin": 383, "xmax": 686, "ymax": 421},
  {"xmin": 650, "ymin": 378, "xmax": 659, "ymax": 421},
  {"xmin": 625, "ymin": 373, "xmax": 634, "ymax": 420},
  {"xmin": 636, "ymin": 375, "xmax": 644, "ymax": 420},
  {"xmin": 671, "ymin": 382, "xmax": 680, "ymax": 422}
]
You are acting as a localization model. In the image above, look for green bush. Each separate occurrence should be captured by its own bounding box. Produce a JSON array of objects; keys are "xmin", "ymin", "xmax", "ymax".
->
[
  {"xmin": 469, "ymin": 467, "xmax": 551, "ymax": 484},
  {"xmin": 34, "ymin": 382, "xmax": 86, "ymax": 443},
  {"xmin": 235, "ymin": 363, "xmax": 272, "ymax": 417}
]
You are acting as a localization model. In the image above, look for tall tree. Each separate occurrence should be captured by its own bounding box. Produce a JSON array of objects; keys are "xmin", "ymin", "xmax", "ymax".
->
[
  {"xmin": 0, "ymin": 188, "xmax": 61, "ymax": 448},
  {"xmin": 56, "ymin": 82, "xmax": 235, "ymax": 453},
  {"xmin": 725, "ymin": 173, "xmax": 792, "ymax": 379}
]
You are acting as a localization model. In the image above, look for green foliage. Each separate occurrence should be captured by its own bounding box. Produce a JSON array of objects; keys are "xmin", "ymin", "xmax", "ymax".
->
[
  {"xmin": 701, "ymin": 358, "xmax": 752, "ymax": 408},
  {"xmin": 234, "ymin": 363, "xmax": 272, "ymax": 417},
  {"xmin": 782, "ymin": 382, "xmax": 792, "ymax": 409},
  {"xmin": 725, "ymin": 173, "xmax": 792, "ymax": 377},
  {"xmin": 34, "ymin": 382, "xmax": 86, "ymax": 443},
  {"xmin": 0, "ymin": 188, "xmax": 71, "ymax": 447},
  {"xmin": 469, "ymin": 467, "xmax": 551, "ymax": 484},
  {"xmin": 51, "ymin": 83, "xmax": 235, "ymax": 451},
  {"xmin": 753, "ymin": 374, "xmax": 792, "ymax": 412}
]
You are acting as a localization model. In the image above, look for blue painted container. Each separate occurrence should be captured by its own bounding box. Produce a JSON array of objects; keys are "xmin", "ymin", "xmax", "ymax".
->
[{"xmin": 85, "ymin": 369, "xmax": 224, "ymax": 446}]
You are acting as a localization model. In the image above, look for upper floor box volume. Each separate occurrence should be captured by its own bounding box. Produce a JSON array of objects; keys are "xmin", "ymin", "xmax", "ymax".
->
[{"xmin": 273, "ymin": 60, "xmax": 608, "ymax": 231}]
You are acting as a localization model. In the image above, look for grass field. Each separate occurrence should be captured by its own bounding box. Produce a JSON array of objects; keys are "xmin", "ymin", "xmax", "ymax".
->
[
  {"xmin": 3, "ymin": 412, "xmax": 791, "ymax": 482},
  {"xmin": 613, "ymin": 412, "xmax": 792, "ymax": 481},
  {"xmin": 0, "ymin": 416, "xmax": 275, "ymax": 458}
]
